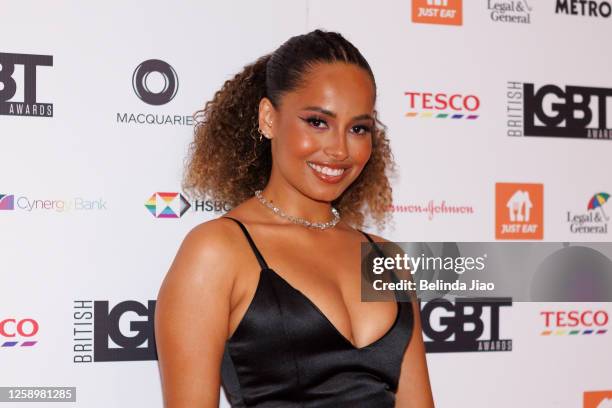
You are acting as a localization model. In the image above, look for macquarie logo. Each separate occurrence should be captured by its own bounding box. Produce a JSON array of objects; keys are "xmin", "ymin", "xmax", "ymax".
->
[
  {"xmin": 567, "ymin": 192, "xmax": 610, "ymax": 234},
  {"xmin": 0, "ymin": 52, "xmax": 53, "ymax": 117},
  {"xmin": 540, "ymin": 309, "xmax": 608, "ymax": 336},
  {"xmin": 145, "ymin": 192, "xmax": 231, "ymax": 219},
  {"xmin": 132, "ymin": 59, "xmax": 178, "ymax": 106},
  {"xmin": 73, "ymin": 300, "xmax": 157, "ymax": 363},
  {"xmin": 507, "ymin": 81, "xmax": 612, "ymax": 140},
  {"xmin": 116, "ymin": 59, "xmax": 193, "ymax": 126},
  {"xmin": 412, "ymin": 0, "xmax": 463, "ymax": 25},
  {"xmin": 495, "ymin": 182, "xmax": 543, "ymax": 240},
  {"xmin": 556, "ymin": 0, "xmax": 612, "ymax": 18},
  {"xmin": 584, "ymin": 391, "xmax": 612, "ymax": 408},
  {"xmin": 404, "ymin": 91, "xmax": 480, "ymax": 119},
  {"xmin": 0, "ymin": 194, "xmax": 15, "ymax": 210},
  {"xmin": 421, "ymin": 297, "xmax": 512, "ymax": 352},
  {"xmin": 1, "ymin": 317, "xmax": 39, "ymax": 347}
]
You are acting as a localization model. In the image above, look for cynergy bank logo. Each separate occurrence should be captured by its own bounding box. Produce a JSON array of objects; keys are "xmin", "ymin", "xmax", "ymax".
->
[
  {"xmin": 507, "ymin": 81, "xmax": 612, "ymax": 140},
  {"xmin": 0, "ymin": 194, "xmax": 14, "ymax": 210},
  {"xmin": 421, "ymin": 297, "xmax": 513, "ymax": 352},
  {"xmin": 0, "ymin": 193, "xmax": 107, "ymax": 212},
  {"xmin": 412, "ymin": 0, "xmax": 463, "ymax": 25},
  {"xmin": 495, "ymin": 182, "xmax": 543, "ymax": 240},
  {"xmin": 116, "ymin": 59, "xmax": 193, "ymax": 126},
  {"xmin": 0, "ymin": 52, "xmax": 53, "ymax": 117},
  {"xmin": 404, "ymin": 91, "xmax": 479, "ymax": 120}
]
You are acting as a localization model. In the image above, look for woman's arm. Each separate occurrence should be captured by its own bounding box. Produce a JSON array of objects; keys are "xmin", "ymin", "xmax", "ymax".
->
[
  {"xmin": 365, "ymin": 233, "xmax": 434, "ymax": 407},
  {"xmin": 154, "ymin": 221, "xmax": 237, "ymax": 408},
  {"xmin": 395, "ymin": 297, "xmax": 435, "ymax": 407}
]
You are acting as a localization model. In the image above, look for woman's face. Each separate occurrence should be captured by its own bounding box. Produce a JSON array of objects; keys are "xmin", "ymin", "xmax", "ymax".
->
[{"xmin": 262, "ymin": 62, "xmax": 375, "ymax": 203}]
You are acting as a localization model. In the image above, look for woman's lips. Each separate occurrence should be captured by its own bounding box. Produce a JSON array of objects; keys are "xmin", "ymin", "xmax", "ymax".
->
[{"xmin": 306, "ymin": 161, "xmax": 350, "ymax": 184}]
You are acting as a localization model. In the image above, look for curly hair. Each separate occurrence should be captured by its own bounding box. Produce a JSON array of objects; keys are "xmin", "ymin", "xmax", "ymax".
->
[{"xmin": 182, "ymin": 29, "xmax": 395, "ymax": 230}]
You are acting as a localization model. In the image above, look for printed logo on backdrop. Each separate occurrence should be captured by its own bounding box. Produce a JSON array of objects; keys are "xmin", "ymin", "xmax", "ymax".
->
[
  {"xmin": 0, "ymin": 193, "xmax": 106, "ymax": 212},
  {"xmin": 386, "ymin": 199, "xmax": 474, "ymax": 220},
  {"xmin": 145, "ymin": 192, "xmax": 231, "ymax": 218},
  {"xmin": 116, "ymin": 59, "xmax": 193, "ymax": 126},
  {"xmin": 556, "ymin": 0, "xmax": 612, "ymax": 17},
  {"xmin": 73, "ymin": 300, "xmax": 157, "ymax": 362},
  {"xmin": 404, "ymin": 91, "xmax": 479, "ymax": 120},
  {"xmin": 412, "ymin": 0, "xmax": 463, "ymax": 25},
  {"xmin": 507, "ymin": 81, "xmax": 612, "ymax": 140},
  {"xmin": 421, "ymin": 297, "xmax": 512, "ymax": 352},
  {"xmin": 584, "ymin": 390, "xmax": 612, "ymax": 408},
  {"xmin": 567, "ymin": 193, "xmax": 610, "ymax": 234},
  {"xmin": 0, "ymin": 52, "xmax": 53, "ymax": 117},
  {"xmin": 487, "ymin": 0, "xmax": 532, "ymax": 23},
  {"xmin": 495, "ymin": 182, "xmax": 543, "ymax": 240},
  {"xmin": 540, "ymin": 309, "xmax": 608, "ymax": 336},
  {"xmin": 0, "ymin": 194, "xmax": 15, "ymax": 210},
  {"xmin": 1, "ymin": 317, "xmax": 39, "ymax": 347}
]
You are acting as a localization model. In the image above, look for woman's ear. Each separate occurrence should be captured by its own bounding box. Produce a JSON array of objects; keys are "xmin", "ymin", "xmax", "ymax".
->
[{"xmin": 258, "ymin": 97, "xmax": 275, "ymax": 139}]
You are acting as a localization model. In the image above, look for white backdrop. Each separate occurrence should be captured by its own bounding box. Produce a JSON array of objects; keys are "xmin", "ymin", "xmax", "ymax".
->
[{"xmin": 1, "ymin": 1, "xmax": 611, "ymax": 407}]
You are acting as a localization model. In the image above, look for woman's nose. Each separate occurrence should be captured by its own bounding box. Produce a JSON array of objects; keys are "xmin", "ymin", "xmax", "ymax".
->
[{"xmin": 323, "ymin": 131, "xmax": 349, "ymax": 161}]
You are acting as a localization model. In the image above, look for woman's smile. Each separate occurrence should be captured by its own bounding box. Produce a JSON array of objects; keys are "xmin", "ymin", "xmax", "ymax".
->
[{"xmin": 306, "ymin": 161, "xmax": 351, "ymax": 184}]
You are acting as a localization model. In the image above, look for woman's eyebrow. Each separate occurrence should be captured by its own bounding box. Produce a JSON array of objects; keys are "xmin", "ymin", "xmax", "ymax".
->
[{"xmin": 301, "ymin": 106, "xmax": 374, "ymax": 122}]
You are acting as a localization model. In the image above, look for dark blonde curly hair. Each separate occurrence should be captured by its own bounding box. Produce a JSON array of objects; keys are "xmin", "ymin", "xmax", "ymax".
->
[{"xmin": 183, "ymin": 29, "xmax": 395, "ymax": 230}]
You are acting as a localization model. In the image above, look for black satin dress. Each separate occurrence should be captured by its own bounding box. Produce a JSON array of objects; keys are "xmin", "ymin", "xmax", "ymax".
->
[{"xmin": 220, "ymin": 217, "xmax": 414, "ymax": 408}]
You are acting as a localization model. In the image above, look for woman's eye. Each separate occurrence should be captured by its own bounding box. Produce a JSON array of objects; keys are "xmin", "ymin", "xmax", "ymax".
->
[
  {"xmin": 305, "ymin": 117, "xmax": 327, "ymax": 128},
  {"xmin": 352, "ymin": 125, "xmax": 372, "ymax": 135}
]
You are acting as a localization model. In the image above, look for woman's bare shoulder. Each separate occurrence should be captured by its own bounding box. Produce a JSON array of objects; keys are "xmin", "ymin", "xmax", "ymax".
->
[{"xmin": 176, "ymin": 216, "xmax": 246, "ymax": 273}]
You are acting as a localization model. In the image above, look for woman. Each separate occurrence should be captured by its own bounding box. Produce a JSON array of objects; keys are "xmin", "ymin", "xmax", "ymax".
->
[{"xmin": 154, "ymin": 29, "xmax": 434, "ymax": 408}]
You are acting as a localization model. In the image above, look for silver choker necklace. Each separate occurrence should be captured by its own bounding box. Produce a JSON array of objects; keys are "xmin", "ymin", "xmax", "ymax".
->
[{"xmin": 254, "ymin": 190, "xmax": 340, "ymax": 230}]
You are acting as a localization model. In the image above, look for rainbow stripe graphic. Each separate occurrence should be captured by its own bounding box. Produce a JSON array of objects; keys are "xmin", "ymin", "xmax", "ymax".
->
[
  {"xmin": 145, "ymin": 192, "xmax": 191, "ymax": 218},
  {"xmin": 2, "ymin": 341, "xmax": 37, "ymax": 347},
  {"xmin": 405, "ymin": 112, "xmax": 479, "ymax": 119},
  {"xmin": 541, "ymin": 329, "xmax": 607, "ymax": 335}
]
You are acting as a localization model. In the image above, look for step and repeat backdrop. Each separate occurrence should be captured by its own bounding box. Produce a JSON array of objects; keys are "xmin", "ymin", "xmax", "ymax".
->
[{"xmin": 2, "ymin": 1, "xmax": 612, "ymax": 407}]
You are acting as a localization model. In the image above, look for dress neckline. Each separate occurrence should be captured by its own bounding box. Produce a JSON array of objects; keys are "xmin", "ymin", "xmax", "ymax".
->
[
  {"xmin": 228, "ymin": 266, "xmax": 402, "ymax": 351},
  {"xmin": 223, "ymin": 216, "xmax": 402, "ymax": 351}
]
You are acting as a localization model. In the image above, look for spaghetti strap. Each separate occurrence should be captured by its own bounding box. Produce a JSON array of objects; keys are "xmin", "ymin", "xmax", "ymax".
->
[
  {"xmin": 223, "ymin": 216, "xmax": 269, "ymax": 270},
  {"xmin": 360, "ymin": 231, "xmax": 412, "ymax": 303},
  {"xmin": 360, "ymin": 230, "xmax": 386, "ymax": 258}
]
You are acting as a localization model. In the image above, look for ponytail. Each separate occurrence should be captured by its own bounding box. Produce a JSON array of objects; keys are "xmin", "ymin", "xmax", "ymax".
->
[
  {"xmin": 183, "ymin": 29, "xmax": 394, "ymax": 230},
  {"xmin": 183, "ymin": 54, "xmax": 272, "ymax": 206}
]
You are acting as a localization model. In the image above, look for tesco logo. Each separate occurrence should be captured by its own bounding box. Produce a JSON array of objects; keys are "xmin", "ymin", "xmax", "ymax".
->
[
  {"xmin": 0, "ymin": 318, "xmax": 39, "ymax": 337},
  {"xmin": 405, "ymin": 91, "xmax": 481, "ymax": 112},
  {"xmin": 541, "ymin": 310, "xmax": 609, "ymax": 328}
]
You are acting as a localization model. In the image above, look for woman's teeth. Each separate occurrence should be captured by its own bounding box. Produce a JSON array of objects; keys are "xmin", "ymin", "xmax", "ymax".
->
[{"xmin": 307, "ymin": 162, "xmax": 345, "ymax": 176}]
